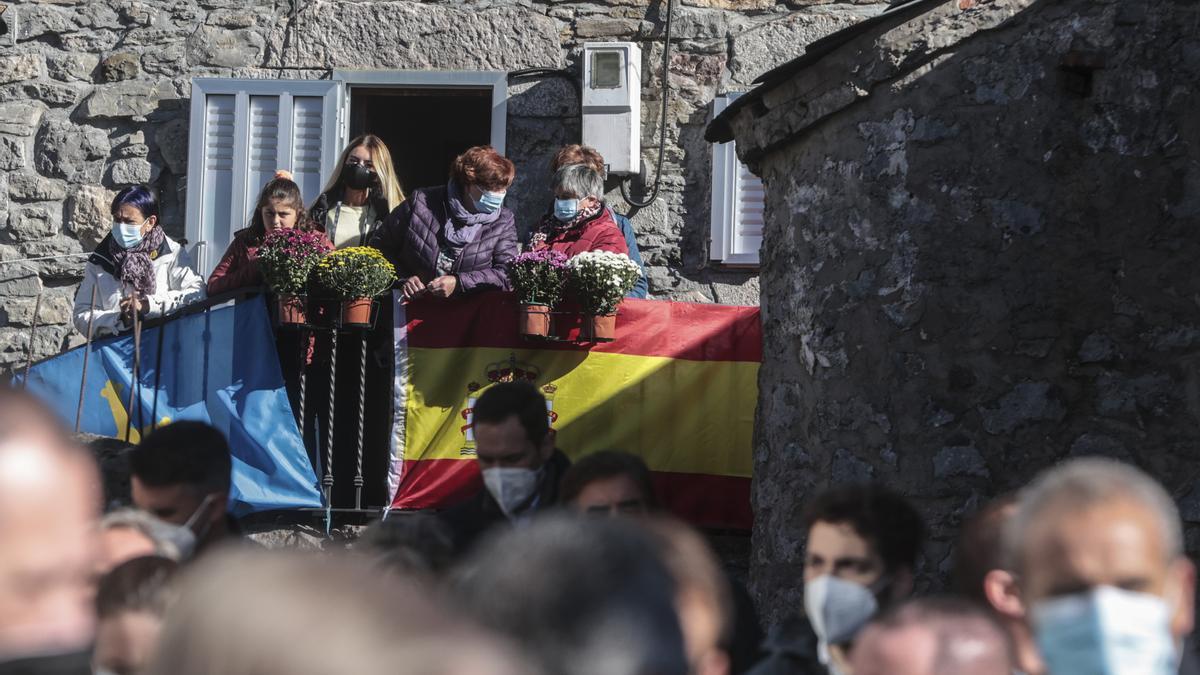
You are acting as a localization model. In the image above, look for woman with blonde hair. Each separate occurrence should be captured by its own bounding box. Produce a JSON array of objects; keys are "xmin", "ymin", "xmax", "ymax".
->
[{"xmin": 309, "ymin": 134, "xmax": 405, "ymax": 250}]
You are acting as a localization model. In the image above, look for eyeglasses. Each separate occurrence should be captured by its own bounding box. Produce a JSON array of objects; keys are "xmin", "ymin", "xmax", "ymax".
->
[{"xmin": 346, "ymin": 157, "xmax": 375, "ymax": 170}]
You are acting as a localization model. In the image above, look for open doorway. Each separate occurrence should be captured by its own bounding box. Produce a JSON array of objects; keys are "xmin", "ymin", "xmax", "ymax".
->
[{"xmin": 349, "ymin": 87, "xmax": 493, "ymax": 195}]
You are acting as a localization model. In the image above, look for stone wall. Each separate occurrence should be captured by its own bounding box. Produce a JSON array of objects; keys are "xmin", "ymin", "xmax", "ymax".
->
[
  {"xmin": 0, "ymin": 0, "xmax": 884, "ymax": 374},
  {"xmin": 724, "ymin": 0, "xmax": 1200, "ymax": 623}
]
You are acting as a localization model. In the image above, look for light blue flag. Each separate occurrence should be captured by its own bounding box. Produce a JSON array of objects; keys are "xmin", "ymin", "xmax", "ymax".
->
[{"xmin": 19, "ymin": 295, "xmax": 321, "ymax": 515}]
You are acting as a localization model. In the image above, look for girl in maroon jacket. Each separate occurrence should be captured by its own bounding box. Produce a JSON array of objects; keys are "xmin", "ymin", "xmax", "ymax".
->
[{"xmin": 206, "ymin": 177, "xmax": 326, "ymax": 296}]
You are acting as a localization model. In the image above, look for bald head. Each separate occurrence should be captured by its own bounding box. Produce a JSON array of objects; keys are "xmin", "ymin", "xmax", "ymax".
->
[
  {"xmin": 0, "ymin": 389, "xmax": 99, "ymax": 659},
  {"xmin": 851, "ymin": 597, "xmax": 1013, "ymax": 675}
]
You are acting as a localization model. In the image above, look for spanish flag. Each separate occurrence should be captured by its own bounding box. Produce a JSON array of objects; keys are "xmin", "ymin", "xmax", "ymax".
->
[{"xmin": 388, "ymin": 292, "xmax": 760, "ymax": 530}]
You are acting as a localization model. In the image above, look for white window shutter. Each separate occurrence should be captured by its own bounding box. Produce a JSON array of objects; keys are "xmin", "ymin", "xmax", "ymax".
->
[
  {"xmin": 185, "ymin": 79, "xmax": 342, "ymax": 277},
  {"xmin": 709, "ymin": 93, "xmax": 763, "ymax": 266}
]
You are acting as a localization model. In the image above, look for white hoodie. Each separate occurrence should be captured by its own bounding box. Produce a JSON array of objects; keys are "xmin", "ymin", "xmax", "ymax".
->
[{"xmin": 72, "ymin": 233, "xmax": 206, "ymax": 337}]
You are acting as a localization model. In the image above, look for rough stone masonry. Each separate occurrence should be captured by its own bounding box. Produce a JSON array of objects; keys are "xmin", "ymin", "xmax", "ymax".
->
[
  {"xmin": 0, "ymin": 0, "xmax": 886, "ymax": 375},
  {"xmin": 717, "ymin": 0, "xmax": 1200, "ymax": 623}
]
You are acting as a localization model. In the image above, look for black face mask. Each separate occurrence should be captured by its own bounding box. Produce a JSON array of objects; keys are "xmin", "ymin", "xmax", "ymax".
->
[
  {"xmin": 341, "ymin": 163, "xmax": 376, "ymax": 190},
  {"xmin": 0, "ymin": 648, "xmax": 93, "ymax": 675}
]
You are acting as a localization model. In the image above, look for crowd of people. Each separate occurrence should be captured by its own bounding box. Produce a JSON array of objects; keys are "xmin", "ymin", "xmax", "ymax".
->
[
  {"xmin": 2, "ymin": 379, "xmax": 1197, "ymax": 675},
  {"xmin": 71, "ymin": 138, "xmax": 650, "ymax": 338}
]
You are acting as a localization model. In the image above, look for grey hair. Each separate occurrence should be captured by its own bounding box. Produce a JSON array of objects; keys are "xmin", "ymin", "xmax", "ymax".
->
[
  {"xmin": 100, "ymin": 508, "xmax": 192, "ymax": 562},
  {"xmin": 1005, "ymin": 458, "xmax": 1183, "ymax": 572},
  {"xmin": 553, "ymin": 163, "xmax": 604, "ymax": 200},
  {"xmin": 867, "ymin": 596, "xmax": 1013, "ymax": 675}
]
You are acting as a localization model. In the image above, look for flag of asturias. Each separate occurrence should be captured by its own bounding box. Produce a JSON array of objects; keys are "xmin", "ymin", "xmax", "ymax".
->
[
  {"xmin": 18, "ymin": 296, "xmax": 321, "ymax": 515},
  {"xmin": 389, "ymin": 293, "xmax": 760, "ymax": 529}
]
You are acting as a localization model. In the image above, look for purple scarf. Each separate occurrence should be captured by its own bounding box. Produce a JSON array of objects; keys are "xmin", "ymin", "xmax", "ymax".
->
[
  {"xmin": 444, "ymin": 180, "xmax": 501, "ymax": 246},
  {"xmin": 106, "ymin": 225, "xmax": 165, "ymax": 297}
]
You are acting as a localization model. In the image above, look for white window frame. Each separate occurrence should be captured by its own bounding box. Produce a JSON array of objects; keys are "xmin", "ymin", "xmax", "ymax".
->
[
  {"xmin": 185, "ymin": 78, "xmax": 343, "ymax": 277},
  {"xmin": 709, "ymin": 93, "xmax": 763, "ymax": 267},
  {"xmin": 331, "ymin": 70, "xmax": 508, "ymax": 154}
]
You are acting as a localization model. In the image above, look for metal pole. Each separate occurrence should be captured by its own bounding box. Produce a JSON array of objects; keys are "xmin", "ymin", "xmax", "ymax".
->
[
  {"xmin": 297, "ymin": 326, "xmax": 308, "ymax": 431},
  {"xmin": 75, "ymin": 285, "xmax": 98, "ymax": 432},
  {"xmin": 354, "ymin": 334, "xmax": 367, "ymax": 511},
  {"xmin": 20, "ymin": 291, "xmax": 42, "ymax": 390},
  {"xmin": 124, "ymin": 303, "xmax": 142, "ymax": 443},
  {"xmin": 322, "ymin": 327, "xmax": 339, "ymax": 508},
  {"xmin": 151, "ymin": 320, "xmax": 164, "ymax": 431}
]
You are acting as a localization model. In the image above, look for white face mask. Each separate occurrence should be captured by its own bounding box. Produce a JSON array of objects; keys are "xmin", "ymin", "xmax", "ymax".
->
[
  {"xmin": 482, "ymin": 467, "xmax": 539, "ymax": 518},
  {"xmin": 1032, "ymin": 585, "xmax": 1177, "ymax": 675},
  {"xmin": 804, "ymin": 575, "xmax": 882, "ymax": 669},
  {"xmin": 113, "ymin": 219, "xmax": 148, "ymax": 249}
]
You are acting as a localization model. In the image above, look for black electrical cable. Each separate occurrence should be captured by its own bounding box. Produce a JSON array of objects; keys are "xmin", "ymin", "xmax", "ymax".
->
[
  {"xmin": 621, "ymin": 0, "xmax": 674, "ymax": 208},
  {"xmin": 507, "ymin": 68, "xmax": 583, "ymax": 97}
]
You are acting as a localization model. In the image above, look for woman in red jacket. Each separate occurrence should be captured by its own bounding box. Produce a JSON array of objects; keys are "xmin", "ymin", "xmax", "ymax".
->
[
  {"xmin": 527, "ymin": 163, "xmax": 628, "ymax": 258},
  {"xmin": 206, "ymin": 177, "xmax": 324, "ymax": 295}
]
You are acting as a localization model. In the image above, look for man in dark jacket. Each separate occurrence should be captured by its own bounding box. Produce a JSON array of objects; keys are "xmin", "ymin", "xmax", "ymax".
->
[
  {"xmin": 439, "ymin": 381, "xmax": 570, "ymax": 557},
  {"xmin": 748, "ymin": 484, "xmax": 924, "ymax": 675}
]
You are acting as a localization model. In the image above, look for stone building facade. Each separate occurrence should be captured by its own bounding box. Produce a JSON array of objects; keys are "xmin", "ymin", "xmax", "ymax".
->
[
  {"xmin": 712, "ymin": 0, "xmax": 1200, "ymax": 623},
  {"xmin": 0, "ymin": 0, "xmax": 887, "ymax": 373}
]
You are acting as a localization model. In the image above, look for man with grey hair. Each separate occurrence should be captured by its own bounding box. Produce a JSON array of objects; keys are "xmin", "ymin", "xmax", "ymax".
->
[
  {"xmin": 1007, "ymin": 457, "xmax": 1196, "ymax": 675},
  {"xmin": 851, "ymin": 596, "xmax": 1014, "ymax": 675},
  {"xmin": 527, "ymin": 163, "xmax": 629, "ymax": 258},
  {"xmin": 96, "ymin": 508, "xmax": 195, "ymax": 575}
]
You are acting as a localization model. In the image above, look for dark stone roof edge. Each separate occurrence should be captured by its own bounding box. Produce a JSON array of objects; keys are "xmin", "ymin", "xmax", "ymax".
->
[{"xmin": 705, "ymin": 0, "xmax": 949, "ymax": 144}]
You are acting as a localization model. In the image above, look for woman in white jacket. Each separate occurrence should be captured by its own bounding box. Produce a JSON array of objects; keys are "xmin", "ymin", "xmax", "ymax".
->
[{"xmin": 72, "ymin": 185, "xmax": 205, "ymax": 337}]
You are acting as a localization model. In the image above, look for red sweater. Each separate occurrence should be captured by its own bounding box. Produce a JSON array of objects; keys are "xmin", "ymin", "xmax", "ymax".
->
[
  {"xmin": 530, "ymin": 209, "xmax": 629, "ymax": 258},
  {"xmin": 206, "ymin": 229, "xmax": 262, "ymax": 296}
]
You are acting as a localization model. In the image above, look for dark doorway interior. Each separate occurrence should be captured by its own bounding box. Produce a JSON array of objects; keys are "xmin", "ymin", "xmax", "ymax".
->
[{"xmin": 349, "ymin": 87, "xmax": 492, "ymax": 195}]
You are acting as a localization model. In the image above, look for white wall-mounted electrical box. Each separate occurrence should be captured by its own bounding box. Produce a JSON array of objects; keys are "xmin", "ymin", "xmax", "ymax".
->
[{"xmin": 581, "ymin": 42, "xmax": 642, "ymax": 176}]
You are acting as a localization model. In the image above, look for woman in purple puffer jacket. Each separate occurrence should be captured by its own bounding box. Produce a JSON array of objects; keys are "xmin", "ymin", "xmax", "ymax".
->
[{"xmin": 370, "ymin": 145, "xmax": 518, "ymax": 300}]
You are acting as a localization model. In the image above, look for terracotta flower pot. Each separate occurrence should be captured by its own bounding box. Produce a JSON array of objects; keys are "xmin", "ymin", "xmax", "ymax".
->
[
  {"xmin": 277, "ymin": 294, "xmax": 307, "ymax": 326},
  {"xmin": 581, "ymin": 314, "xmax": 617, "ymax": 342},
  {"xmin": 340, "ymin": 297, "xmax": 373, "ymax": 327},
  {"xmin": 519, "ymin": 304, "xmax": 552, "ymax": 337}
]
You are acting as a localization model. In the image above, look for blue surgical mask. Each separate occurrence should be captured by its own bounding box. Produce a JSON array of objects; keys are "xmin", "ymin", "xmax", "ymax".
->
[
  {"xmin": 1032, "ymin": 585, "xmax": 1178, "ymax": 675},
  {"xmin": 113, "ymin": 219, "xmax": 147, "ymax": 249},
  {"xmin": 554, "ymin": 198, "xmax": 579, "ymax": 222},
  {"xmin": 474, "ymin": 190, "xmax": 506, "ymax": 214}
]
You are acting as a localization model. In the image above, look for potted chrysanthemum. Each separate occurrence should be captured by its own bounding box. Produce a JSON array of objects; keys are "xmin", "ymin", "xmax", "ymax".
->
[
  {"xmin": 311, "ymin": 246, "xmax": 398, "ymax": 326},
  {"xmin": 565, "ymin": 251, "xmax": 642, "ymax": 341},
  {"xmin": 509, "ymin": 250, "xmax": 570, "ymax": 337},
  {"xmin": 257, "ymin": 228, "xmax": 332, "ymax": 325}
]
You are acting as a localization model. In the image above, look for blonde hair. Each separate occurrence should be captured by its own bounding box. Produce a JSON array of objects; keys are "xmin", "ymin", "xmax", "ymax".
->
[
  {"xmin": 146, "ymin": 550, "xmax": 528, "ymax": 675},
  {"xmin": 321, "ymin": 134, "xmax": 406, "ymax": 211}
]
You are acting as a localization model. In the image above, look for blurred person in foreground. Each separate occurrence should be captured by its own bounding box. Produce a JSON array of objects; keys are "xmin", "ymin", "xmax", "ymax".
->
[
  {"xmin": 1007, "ymin": 458, "xmax": 1197, "ymax": 675},
  {"xmin": 850, "ymin": 596, "xmax": 1014, "ymax": 675},
  {"xmin": 453, "ymin": 514, "xmax": 689, "ymax": 675},
  {"xmin": 562, "ymin": 452, "xmax": 765, "ymax": 673},
  {"xmin": 129, "ymin": 422, "xmax": 233, "ymax": 554},
  {"xmin": 952, "ymin": 494, "xmax": 1044, "ymax": 675},
  {"xmin": 749, "ymin": 484, "xmax": 925, "ymax": 675},
  {"xmin": 92, "ymin": 556, "xmax": 178, "ymax": 675},
  {"xmin": 646, "ymin": 518, "xmax": 737, "ymax": 675},
  {"xmin": 96, "ymin": 509, "xmax": 193, "ymax": 577},
  {"xmin": 354, "ymin": 513, "xmax": 455, "ymax": 581},
  {"xmin": 0, "ymin": 390, "xmax": 99, "ymax": 674},
  {"xmin": 439, "ymin": 381, "xmax": 570, "ymax": 556},
  {"xmin": 145, "ymin": 549, "xmax": 524, "ymax": 675}
]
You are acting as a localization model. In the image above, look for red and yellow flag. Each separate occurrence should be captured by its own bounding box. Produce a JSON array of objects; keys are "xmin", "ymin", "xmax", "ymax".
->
[{"xmin": 388, "ymin": 293, "xmax": 760, "ymax": 530}]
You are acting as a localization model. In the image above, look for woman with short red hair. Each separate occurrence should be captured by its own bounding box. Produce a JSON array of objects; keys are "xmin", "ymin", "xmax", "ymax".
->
[{"xmin": 371, "ymin": 145, "xmax": 518, "ymax": 300}]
